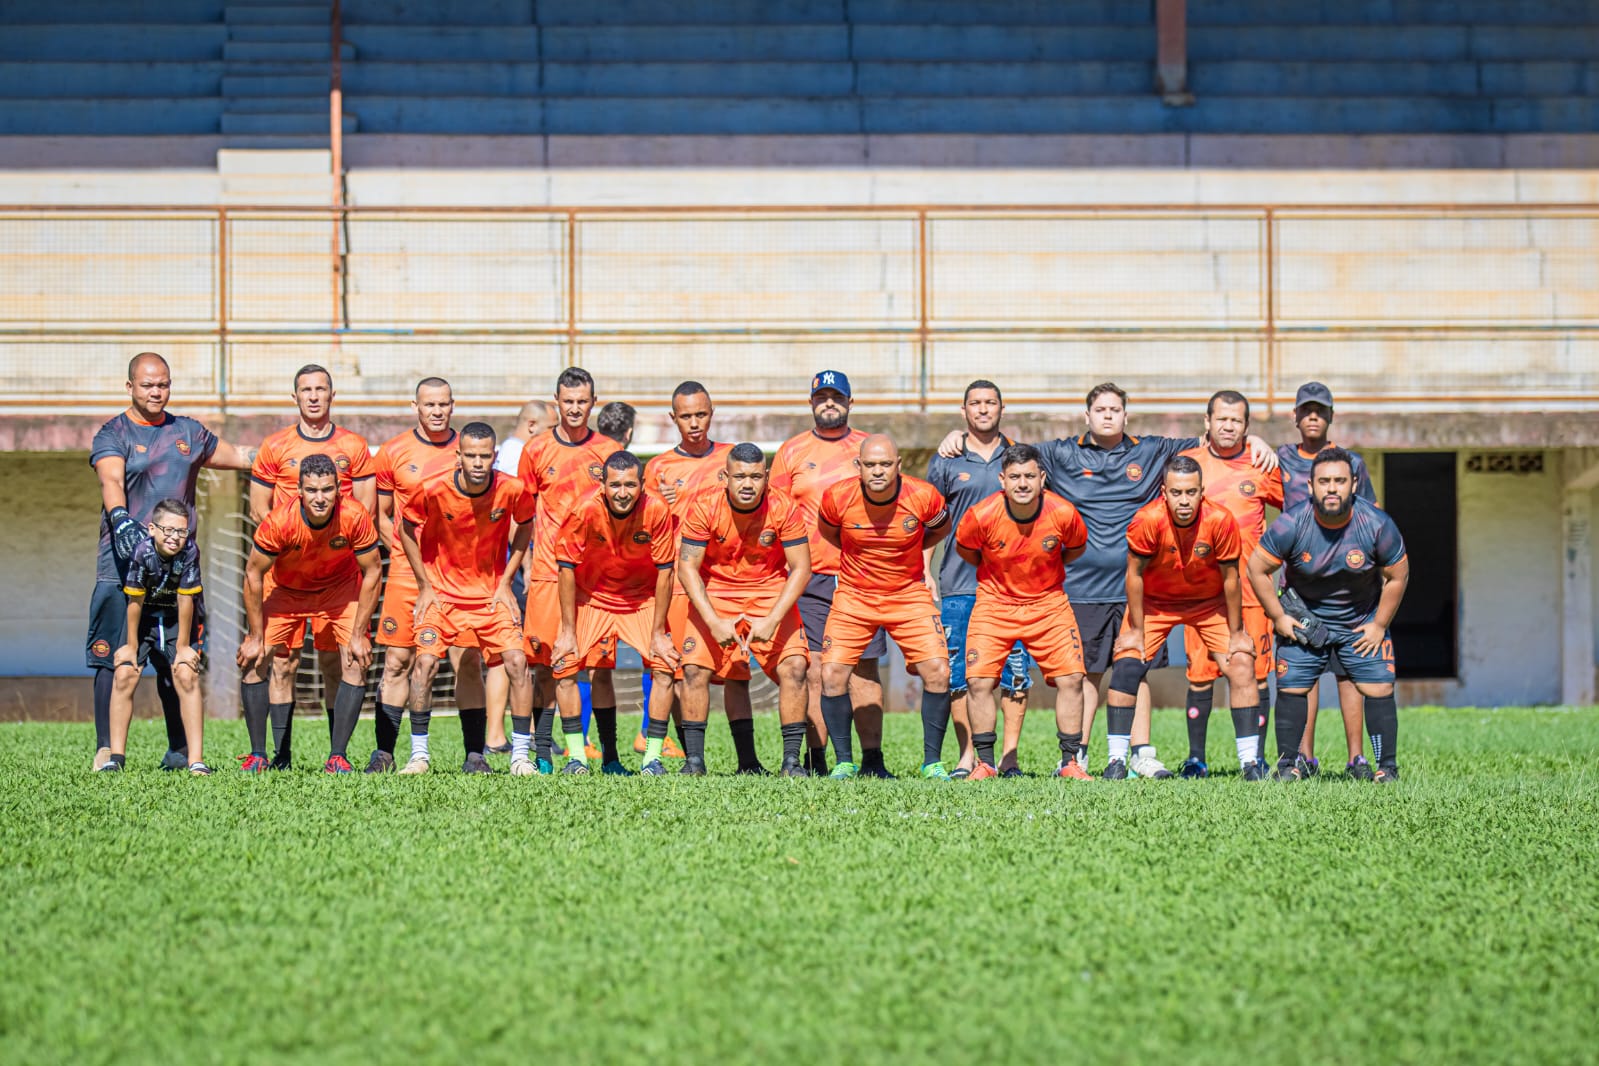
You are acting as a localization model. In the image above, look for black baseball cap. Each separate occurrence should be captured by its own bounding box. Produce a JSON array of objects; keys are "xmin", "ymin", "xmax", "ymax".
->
[{"xmin": 1293, "ymin": 382, "xmax": 1334, "ymax": 411}]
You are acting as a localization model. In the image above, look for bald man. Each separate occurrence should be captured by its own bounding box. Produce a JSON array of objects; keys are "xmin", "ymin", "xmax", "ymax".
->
[
  {"xmin": 816, "ymin": 435, "xmax": 955, "ymax": 779},
  {"xmin": 88, "ymin": 352, "xmax": 257, "ymax": 770}
]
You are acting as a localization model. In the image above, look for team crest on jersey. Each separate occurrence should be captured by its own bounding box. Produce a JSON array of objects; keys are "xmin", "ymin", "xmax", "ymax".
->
[
  {"xmin": 528, "ymin": 635, "xmax": 541, "ymax": 652},
  {"xmin": 902, "ymin": 517, "xmax": 919, "ymax": 533},
  {"xmin": 91, "ymin": 639, "xmax": 112, "ymax": 659},
  {"xmin": 175, "ymin": 439, "xmax": 191, "ymax": 456},
  {"xmin": 1126, "ymin": 464, "xmax": 1144, "ymax": 482},
  {"xmin": 966, "ymin": 648, "xmax": 978, "ymax": 664},
  {"xmin": 587, "ymin": 464, "xmax": 604, "ymax": 481},
  {"xmin": 682, "ymin": 637, "xmax": 698, "ymax": 653},
  {"xmin": 632, "ymin": 531, "xmax": 651, "ymax": 544},
  {"xmin": 957, "ymin": 472, "xmax": 971, "ymax": 482},
  {"xmin": 1041, "ymin": 535, "xmax": 1060, "ymax": 552},
  {"xmin": 758, "ymin": 530, "xmax": 777, "ymax": 547},
  {"xmin": 335, "ymin": 455, "xmax": 350, "ymax": 470},
  {"xmin": 134, "ymin": 444, "xmax": 147, "ymax": 454},
  {"xmin": 490, "ymin": 508, "xmax": 506, "ymax": 522},
  {"xmin": 1194, "ymin": 542, "xmax": 1212, "ymax": 557},
  {"xmin": 821, "ymin": 635, "xmax": 832, "ymax": 651},
  {"xmin": 1300, "ymin": 551, "xmax": 1312, "ymax": 564},
  {"xmin": 1239, "ymin": 480, "xmax": 1256, "ymax": 497},
  {"xmin": 1346, "ymin": 549, "xmax": 1367, "ymax": 568},
  {"xmin": 381, "ymin": 617, "xmax": 398, "ymax": 634},
  {"xmin": 418, "ymin": 629, "xmax": 438, "ymax": 646},
  {"xmin": 330, "ymin": 536, "xmax": 349, "ymax": 549},
  {"xmin": 1276, "ymin": 659, "xmax": 1288, "ymax": 675}
]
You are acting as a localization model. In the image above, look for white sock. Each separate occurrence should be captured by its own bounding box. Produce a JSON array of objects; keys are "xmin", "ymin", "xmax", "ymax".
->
[
  {"xmin": 1236, "ymin": 734, "xmax": 1260, "ymax": 767},
  {"xmin": 410, "ymin": 732, "xmax": 430, "ymax": 762},
  {"xmin": 1107, "ymin": 735, "xmax": 1130, "ymax": 762},
  {"xmin": 511, "ymin": 730, "xmax": 531, "ymax": 761}
]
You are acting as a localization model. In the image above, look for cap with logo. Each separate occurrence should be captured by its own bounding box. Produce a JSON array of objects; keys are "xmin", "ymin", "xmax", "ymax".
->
[
  {"xmin": 810, "ymin": 370, "xmax": 851, "ymax": 399},
  {"xmin": 1293, "ymin": 381, "xmax": 1335, "ymax": 411}
]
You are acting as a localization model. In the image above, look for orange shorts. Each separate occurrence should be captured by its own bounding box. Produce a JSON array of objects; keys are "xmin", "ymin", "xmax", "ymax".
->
[
  {"xmin": 682, "ymin": 589, "xmax": 809, "ymax": 682},
  {"xmin": 523, "ymin": 579, "xmax": 617, "ymax": 670},
  {"xmin": 416, "ymin": 600, "xmax": 524, "ymax": 661},
  {"xmin": 1114, "ymin": 599, "xmax": 1247, "ymax": 667},
  {"xmin": 669, "ymin": 589, "xmax": 750, "ymax": 682},
  {"xmin": 553, "ymin": 601, "xmax": 667, "ymax": 680},
  {"xmin": 823, "ymin": 583, "xmax": 945, "ymax": 667},
  {"xmin": 265, "ymin": 578, "xmax": 361, "ymax": 653},
  {"xmin": 968, "ymin": 594, "xmax": 1083, "ymax": 683},
  {"xmin": 376, "ymin": 555, "xmax": 420, "ymax": 648},
  {"xmin": 1186, "ymin": 604, "xmax": 1271, "ymax": 683}
]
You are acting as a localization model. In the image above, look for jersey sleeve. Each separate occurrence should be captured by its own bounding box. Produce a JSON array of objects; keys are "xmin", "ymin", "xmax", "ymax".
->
[
  {"xmin": 346, "ymin": 438, "xmax": 375, "ymax": 481},
  {"xmin": 250, "ymin": 436, "xmax": 280, "ymax": 488},
  {"xmin": 373, "ymin": 447, "xmax": 397, "ymax": 495},
  {"xmin": 816, "ymin": 482, "xmax": 843, "ymax": 529},
  {"xmin": 401, "ymin": 486, "xmax": 428, "ymax": 529},
  {"xmin": 1261, "ymin": 468, "xmax": 1286, "ymax": 509},
  {"xmin": 347, "ymin": 504, "xmax": 380, "ymax": 553},
  {"xmin": 1373, "ymin": 511, "xmax": 1407, "ymax": 567},
  {"xmin": 1059, "ymin": 503, "xmax": 1089, "ymax": 551},
  {"xmin": 1211, "ymin": 510, "xmax": 1243, "ymax": 563},
  {"xmin": 642, "ymin": 455, "xmax": 668, "ymax": 504},
  {"xmin": 767, "ymin": 445, "xmax": 795, "ymax": 495},
  {"xmin": 648, "ymin": 505, "xmax": 676, "ymax": 568},
  {"xmin": 516, "ymin": 441, "xmax": 541, "ymax": 496},
  {"xmin": 122, "ymin": 542, "xmax": 156, "ymax": 596},
  {"xmin": 1125, "ymin": 509, "xmax": 1158, "ymax": 557},
  {"xmin": 251, "ymin": 510, "xmax": 285, "ymax": 555},
  {"xmin": 1257, "ymin": 512, "xmax": 1294, "ymax": 565},
  {"xmin": 954, "ymin": 507, "xmax": 984, "ymax": 554},
  {"xmin": 919, "ymin": 483, "xmax": 950, "ymax": 529},
  {"xmin": 553, "ymin": 509, "xmax": 589, "ymax": 568},
  {"xmin": 191, "ymin": 420, "xmax": 219, "ymax": 466},
  {"xmin": 679, "ymin": 496, "xmax": 713, "ymax": 547},
  {"xmin": 178, "ymin": 542, "xmax": 203, "ymax": 594},
  {"xmin": 89, "ymin": 417, "xmax": 127, "ymax": 468},
  {"xmin": 1353, "ymin": 453, "xmax": 1378, "ymax": 502},
  {"xmin": 511, "ymin": 480, "xmax": 537, "ymax": 525},
  {"xmin": 924, "ymin": 454, "xmax": 949, "ymax": 494},
  {"xmin": 777, "ymin": 498, "xmax": 808, "ymax": 546}
]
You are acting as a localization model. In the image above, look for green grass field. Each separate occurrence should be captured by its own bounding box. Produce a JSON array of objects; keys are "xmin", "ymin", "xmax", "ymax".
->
[{"xmin": 4, "ymin": 707, "xmax": 1598, "ymax": 1064}]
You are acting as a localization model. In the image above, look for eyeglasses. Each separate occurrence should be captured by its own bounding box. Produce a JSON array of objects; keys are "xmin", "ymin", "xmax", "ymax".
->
[{"xmin": 152, "ymin": 524, "xmax": 189, "ymax": 539}]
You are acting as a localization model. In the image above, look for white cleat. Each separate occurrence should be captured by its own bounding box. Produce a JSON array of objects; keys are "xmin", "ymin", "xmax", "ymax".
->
[
  {"xmin": 92, "ymin": 746, "xmax": 113, "ymax": 772},
  {"xmin": 397, "ymin": 756, "xmax": 431, "ymax": 776},
  {"xmin": 1129, "ymin": 747, "xmax": 1173, "ymax": 779},
  {"xmin": 509, "ymin": 757, "xmax": 540, "ymax": 777}
]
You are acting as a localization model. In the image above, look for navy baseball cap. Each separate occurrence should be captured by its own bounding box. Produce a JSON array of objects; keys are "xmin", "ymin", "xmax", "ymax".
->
[
  {"xmin": 810, "ymin": 370, "xmax": 851, "ymax": 398},
  {"xmin": 1294, "ymin": 381, "xmax": 1335, "ymax": 411}
]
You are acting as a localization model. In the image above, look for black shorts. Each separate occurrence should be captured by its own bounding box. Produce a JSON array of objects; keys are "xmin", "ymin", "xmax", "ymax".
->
[
  {"xmin": 797, "ymin": 573, "xmax": 887, "ymax": 659},
  {"xmin": 511, "ymin": 567, "xmax": 528, "ymax": 613},
  {"xmin": 87, "ymin": 581, "xmax": 205, "ymax": 671},
  {"xmin": 1075, "ymin": 601, "xmax": 1168, "ymax": 675}
]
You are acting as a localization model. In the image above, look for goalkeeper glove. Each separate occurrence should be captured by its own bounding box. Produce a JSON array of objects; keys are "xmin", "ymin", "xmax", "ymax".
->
[
  {"xmin": 1277, "ymin": 587, "xmax": 1331, "ymax": 649},
  {"xmin": 108, "ymin": 506, "xmax": 145, "ymax": 563}
]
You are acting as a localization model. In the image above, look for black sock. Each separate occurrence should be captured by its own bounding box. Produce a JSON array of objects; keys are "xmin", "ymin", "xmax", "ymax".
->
[
  {"xmin": 819, "ymin": 693, "xmax": 855, "ymax": 764},
  {"xmin": 646, "ymin": 713, "xmax": 669, "ymax": 741},
  {"xmin": 729, "ymin": 718, "xmax": 758, "ymax": 769},
  {"xmin": 1057, "ymin": 730, "xmax": 1082, "ymax": 762},
  {"xmin": 781, "ymin": 722, "xmax": 806, "ymax": 763},
  {"xmin": 93, "ymin": 667, "xmax": 114, "ymax": 749},
  {"xmin": 241, "ymin": 680, "xmax": 269, "ymax": 754},
  {"xmin": 920, "ymin": 689, "xmax": 951, "ymax": 766},
  {"xmin": 409, "ymin": 707, "xmax": 431, "ymax": 739},
  {"xmin": 534, "ymin": 706, "xmax": 555, "ymax": 761},
  {"xmin": 674, "ymin": 717, "xmax": 686, "ymax": 750},
  {"xmin": 1274, "ymin": 691, "xmax": 1309, "ymax": 765},
  {"xmin": 859, "ymin": 745, "xmax": 884, "ymax": 769},
  {"xmin": 459, "ymin": 708, "xmax": 487, "ymax": 757},
  {"xmin": 592, "ymin": 706, "xmax": 619, "ymax": 763},
  {"xmin": 325, "ymin": 703, "xmax": 335, "ymax": 746},
  {"xmin": 973, "ymin": 730, "xmax": 997, "ymax": 766},
  {"xmin": 1106, "ymin": 703, "xmax": 1135, "ymax": 740},
  {"xmin": 330, "ymin": 682, "xmax": 364, "ymax": 758},
  {"xmin": 270, "ymin": 702, "xmax": 293, "ymax": 761},
  {"xmin": 1185, "ymin": 686, "xmax": 1214, "ymax": 761},
  {"xmin": 108, "ymin": 753, "xmax": 126, "ymax": 768},
  {"xmin": 682, "ymin": 720, "xmax": 707, "ymax": 763},
  {"xmin": 1231, "ymin": 705, "xmax": 1260, "ymax": 765},
  {"xmin": 511, "ymin": 714, "xmax": 532, "ymax": 737},
  {"xmin": 808, "ymin": 745, "xmax": 829, "ymax": 776},
  {"xmin": 1365, "ymin": 695, "xmax": 1398, "ymax": 769},
  {"xmin": 562, "ymin": 714, "xmax": 586, "ymax": 756},
  {"xmin": 1257, "ymin": 682, "xmax": 1272, "ymax": 741},
  {"xmin": 155, "ymin": 666, "xmax": 186, "ymax": 752},
  {"xmin": 375, "ymin": 701, "xmax": 403, "ymax": 755}
]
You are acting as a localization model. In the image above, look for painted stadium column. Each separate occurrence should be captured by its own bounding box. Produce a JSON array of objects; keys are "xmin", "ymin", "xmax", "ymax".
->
[
  {"xmin": 1562, "ymin": 450, "xmax": 1599, "ymax": 706},
  {"xmin": 1155, "ymin": 0, "xmax": 1193, "ymax": 106}
]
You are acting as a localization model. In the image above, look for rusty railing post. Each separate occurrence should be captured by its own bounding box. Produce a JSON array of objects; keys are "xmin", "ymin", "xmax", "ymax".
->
[
  {"xmin": 216, "ymin": 207, "xmax": 229, "ymax": 408},
  {"xmin": 330, "ymin": 0, "xmax": 345, "ymax": 337},
  {"xmin": 917, "ymin": 209, "xmax": 929, "ymax": 412},
  {"xmin": 566, "ymin": 209, "xmax": 579, "ymax": 367},
  {"xmin": 1264, "ymin": 206, "xmax": 1276, "ymax": 419},
  {"xmin": 1155, "ymin": 0, "xmax": 1193, "ymax": 105}
]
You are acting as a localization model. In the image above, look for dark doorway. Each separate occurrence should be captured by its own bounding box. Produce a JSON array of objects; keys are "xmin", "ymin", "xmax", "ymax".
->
[{"xmin": 1383, "ymin": 452, "xmax": 1458, "ymax": 678}]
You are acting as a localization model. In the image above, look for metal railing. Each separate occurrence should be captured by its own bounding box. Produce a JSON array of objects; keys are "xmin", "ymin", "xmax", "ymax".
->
[{"xmin": 2, "ymin": 202, "xmax": 1597, "ymax": 415}]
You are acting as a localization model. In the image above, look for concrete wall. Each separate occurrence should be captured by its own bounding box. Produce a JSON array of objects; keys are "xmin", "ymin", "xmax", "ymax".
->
[{"xmin": 0, "ymin": 452, "xmax": 99, "ymax": 677}]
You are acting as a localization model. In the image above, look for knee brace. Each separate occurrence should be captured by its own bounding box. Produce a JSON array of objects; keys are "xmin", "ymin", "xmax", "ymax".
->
[{"xmin": 1108, "ymin": 656, "xmax": 1149, "ymax": 698}]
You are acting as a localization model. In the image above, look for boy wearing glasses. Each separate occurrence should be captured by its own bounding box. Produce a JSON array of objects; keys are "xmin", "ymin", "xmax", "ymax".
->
[{"xmin": 102, "ymin": 499, "xmax": 209, "ymax": 773}]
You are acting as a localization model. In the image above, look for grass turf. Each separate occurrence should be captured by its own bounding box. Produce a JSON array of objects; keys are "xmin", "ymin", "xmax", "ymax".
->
[{"xmin": 3, "ymin": 707, "xmax": 1597, "ymax": 1064}]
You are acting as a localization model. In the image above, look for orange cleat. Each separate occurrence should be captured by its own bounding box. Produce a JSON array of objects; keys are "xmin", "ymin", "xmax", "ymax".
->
[
  {"xmin": 630, "ymin": 734, "xmax": 687, "ymax": 758},
  {"xmin": 966, "ymin": 761, "xmax": 999, "ymax": 781},
  {"xmin": 1055, "ymin": 760, "xmax": 1093, "ymax": 781}
]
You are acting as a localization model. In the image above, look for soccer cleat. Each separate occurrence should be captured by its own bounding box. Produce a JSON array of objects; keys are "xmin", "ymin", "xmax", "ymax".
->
[
  {"xmin": 92, "ymin": 746, "xmax": 113, "ymax": 772},
  {"xmin": 661, "ymin": 737, "xmax": 686, "ymax": 759},
  {"xmin": 1129, "ymin": 747, "xmax": 1173, "ymax": 779},
  {"xmin": 1101, "ymin": 758, "xmax": 1129, "ymax": 780},
  {"xmin": 808, "ymin": 750, "xmax": 830, "ymax": 777},
  {"xmin": 96, "ymin": 760, "xmax": 123, "ymax": 773},
  {"xmin": 583, "ymin": 743, "xmax": 602, "ymax": 762},
  {"xmin": 1000, "ymin": 766, "xmax": 1025, "ymax": 779},
  {"xmin": 484, "ymin": 741, "xmax": 512, "ymax": 754},
  {"xmin": 397, "ymin": 756, "xmax": 431, "ymax": 776},
  {"xmin": 828, "ymin": 761, "xmax": 860, "ymax": 780},
  {"xmin": 948, "ymin": 765, "xmax": 971, "ymax": 780},
  {"xmin": 1346, "ymin": 755, "xmax": 1376, "ymax": 782},
  {"xmin": 509, "ymin": 757, "xmax": 540, "ymax": 777},
  {"xmin": 965, "ymin": 761, "xmax": 998, "ymax": 781},
  {"xmin": 858, "ymin": 762, "xmax": 898, "ymax": 780},
  {"xmin": 462, "ymin": 752, "xmax": 494, "ymax": 774},
  {"xmin": 639, "ymin": 759, "xmax": 668, "ymax": 776},
  {"xmin": 633, "ymin": 733, "xmax": 649, "ymax": 754},
  {"xmin": 1178, "ymin": 757, "xmax": 1209, "ymax": 779},
  {"xmin": 1240, "ymin": 760, "xmax": 1269, "ymax": 782},
  {"xmin": 920, "ymin": 761, "xmax": 953, "ymax": 781},
  {"xmin": 600, "ymin": 759, "xmax": 634, "ymax": 777},
  {"xmin": 323, "ymin": 755, "xmax": 354, "ymax": 774},
  {"xmin": 269, "ymin": 752, "xmax": 292, "ymax": 771},
  {"xmin": 1272, "ymin": 756, "xmax": 1307, "ymax": 782},
  {"xmin": 1301, "ymin": 755, "xmax": 1321, "ymax": 777},
  {"xmin": 560, "ymin": 759, "xmax": 589, "ymax": 776},
  {"xmin": 364, "ymin": 750, "xmax": 395, "ymax": 774},
  {"xmin": 536, "ymin": 757, "xmax": 554, "ymax": 775},
  {"xmin": 160, "ymin": 749, "xmax": 189, "ymax": 772},
  {"xmin": 1055, "ymin": 760, "xmax": 1092, "ymax": 781},
  {"xmin": 736, "ymin": 763, "xmax": 771, "ymax": 776},
  {"xmin": 239, "ymin": 753, "xmax": 270, "ymax": 774},
  {"xmin": 1075, "ymin": 748, "xmax": 1089, "ymax": 771},
  {"xmin": 778, "ymin": 756, "xmax": 810, "ymax": 778},
  {"xmin": 680, "ymin": 756, "xmax": 707, "ymax": 777},
  {"xmin": 1373, "ymin": 765, "xmax": 1400, "ymax": 785},
  {"xmin": 188, "ymin": 762, "xmax": 213, "ymax": 776}
]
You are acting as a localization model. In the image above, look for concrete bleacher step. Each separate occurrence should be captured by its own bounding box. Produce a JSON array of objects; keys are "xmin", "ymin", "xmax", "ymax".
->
[
  {"xmin": 224, "ymin": 3, "xmax": 326, "ymax": 24},
  {"xmin": 541, "ymin": 25, "xmax": 847, "ymax": 62},
  {"xmin": 227, "ymin": 23, "xmax": 330, "ymax": 42},
  {"xmin": 223, "ymin": 72, "xmax": 328, "ymax": 96},
  {"xmin": 0, "ymin": 0, "xmax": 223, "ymax": 22},
  {"xmin": 849, "ymin": 24, "xmax": 1149, "ymax": 61},
  {"xmin": 223, "ymin": 40, "xmax": 353, "ymax": 62},
  {"xmin": 1189, "ymin": 0, "xmax": 1596, "ymax": 25},
  {"xmin": 0, "ymin": 61, "xmax": 223, "ymax": 96},
  {"xmin": 0, "ymin": 24, "xmax": 225, "ymax": 60},
  {"xmin": 341, "ymin": 0, "xmax": 531, "ymax": 23},
  {"xmin": 221, "ymin": 111, "xmax": 355, "ymax": 134},
  {"xmin": 0, "ymin": 98, "xmax": 222, "ymax": 134}
]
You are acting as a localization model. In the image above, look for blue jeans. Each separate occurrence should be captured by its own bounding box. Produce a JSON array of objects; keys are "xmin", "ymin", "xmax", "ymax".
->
[{"xmin": 941, "ymin": 594, "xmax": 1034, "ymax": 695}]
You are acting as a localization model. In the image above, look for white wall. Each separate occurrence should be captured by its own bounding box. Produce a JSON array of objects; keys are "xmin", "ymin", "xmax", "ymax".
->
[{"xmin": 0, "ymin": 453, "xmax": 99, "ymax": 676}]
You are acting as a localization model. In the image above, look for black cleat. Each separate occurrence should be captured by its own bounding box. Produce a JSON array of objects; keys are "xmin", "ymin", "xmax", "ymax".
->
[
  {"xmin": 778, "ymin": 756, "xmax": 810, "ymax": 778},
  {"xmin": 484, "ymin": 742, "xmax": 512, "ymax": 754},
  {"xmin": 807, "ymin": 751, "xmax": 829, "ymax": 778},
  {"xmin": 858, "ymin": 762, "xmax": 897, "ymax": 780},
  {"xmin": 1101, "ymin": 758, "xmax": 1129, "ymax": 780},
  {"xmin": 269, "ymin": 752, "xmax": 292, "ymax": 771},
  {"xmin": 462, "ymin": 752, "xmax": 494, "ymax": 775},
  {"xmin": 1000, "ymin": 766, "xmax": 1025, "ymax": 778},
  {"xmin": 1240, "ymin": 760, "xmax": 1269, "ymax": 782},
  {"xmin": 1346, "ymin": 755, "xmax": 1376, "ymax": 781},
  {"xmin": 736, "ymin": 762, "xmax": 770, "ymax": 776},
  {"xmin": 1272, "ymin": 755, "xmax": 1308, "ymax": 782},
  {"xmin": 680, "ymin": 756, "xmax": 707, "ymax": 776},
  {"xmin": 159, "ymin": 748, "xmax": 189, "ymax": 772},
  {"xmin": 1373, "ymin": 764, "xmax": 1400, "ymax": 785},
  {"xmin": 364, "ymin": 750, "xmax": 395, "ymax": 774}
]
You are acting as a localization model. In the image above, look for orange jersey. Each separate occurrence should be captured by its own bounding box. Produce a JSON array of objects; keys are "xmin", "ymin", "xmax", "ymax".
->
[
  {"xmin": 252, "ymin": 497, "xmax": 379, "ymax": 593},
  {"xmin": 769, "ymin": 427, "xmax": 869, "ymax": 576},
  {"xmin": 517, "ymin": 427, "xmax": 621, "ymax": 582},
  {"xmin": 818, "ymin": 475, "xmax": 948, "ymax": 594},
  {"xmin": 374, "ymin": 428, "xmax": 459, "ymax": 549},
  {"xmin": 954, "ymin": 492, "xmax": 1089, "ymax": 602},
  {"xmin": 556, "ymin": 492, "xmax": 675, "ymax": 612},
  {"xmin": 679, "ymin": 488, "xmax": 810, "ymax": 597},
  {"xmin": 251, "ymin": 423, "xmax": 375, "ymax": 511},
  {"xmin": 1125, "ymin": 497, "xmax": 1242, "ymax": 608},
  {"xmin": 645, "ymin": 441, "xmax": 735, "ymax": 522},
  {"xmin": 404, "ymin": 471, "xmax": 535, "ymax": 605},
  {"xmin": 1178, "ymin": 443, "xmax": 1284, "ymax": 607}
]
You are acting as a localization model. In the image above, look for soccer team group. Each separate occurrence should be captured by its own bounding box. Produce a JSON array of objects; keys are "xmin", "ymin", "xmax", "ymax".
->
[{"xmin": 90, "ymin": 352, "xmax": 1409, "ymax": 784}]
